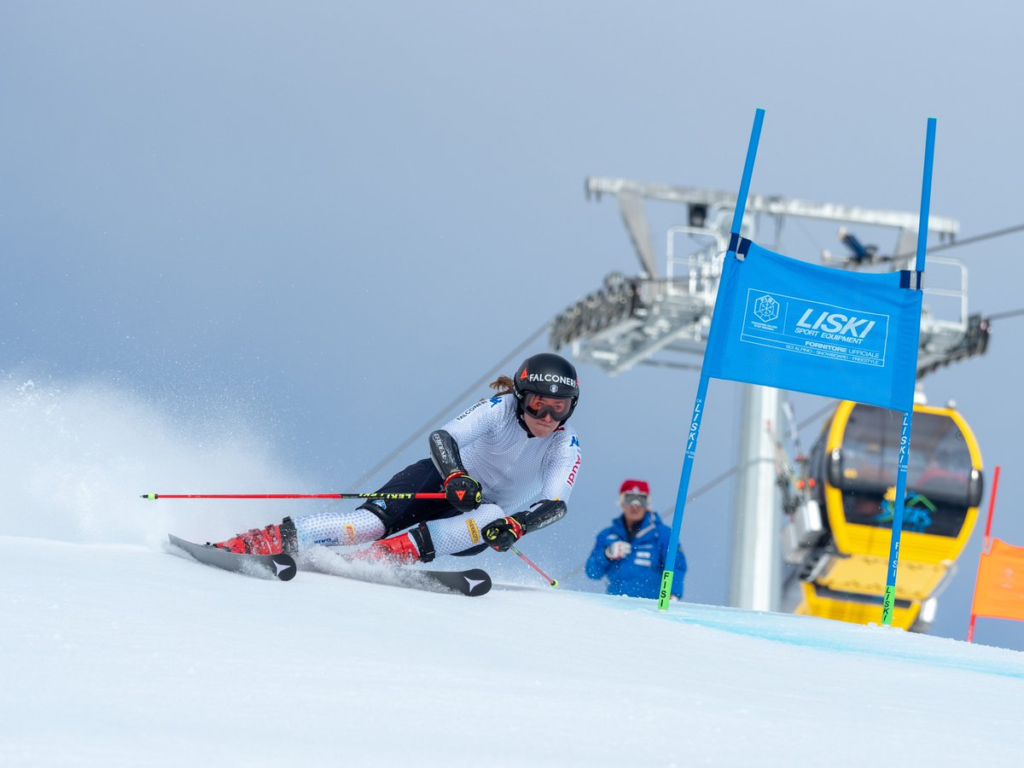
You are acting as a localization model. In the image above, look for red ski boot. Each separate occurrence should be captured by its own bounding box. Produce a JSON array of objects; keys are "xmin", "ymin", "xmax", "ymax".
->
[
  {"xmin": 214, "ymin": 519, "xmax": 296, "ymax": 556},
  {"xmin": 355, "ymin": 532, "xmax": 421, "ymax": 565}
]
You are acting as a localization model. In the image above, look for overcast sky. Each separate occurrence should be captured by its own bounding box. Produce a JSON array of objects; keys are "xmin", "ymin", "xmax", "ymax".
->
[{"xmin": 2, "ymin": 2, "xmax": 1023, "ymax": 651}]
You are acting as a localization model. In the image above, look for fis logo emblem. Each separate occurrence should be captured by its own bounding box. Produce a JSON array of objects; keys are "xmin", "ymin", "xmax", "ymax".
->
[
  {"xmin": 489, "ymin": 396, "xmax": 502, "ymax": 407},
  {"xmin": 570, "ymin": 435, "xmax": 579, "ymax": 447},
  {"xmin": 753, "ymin": 294, "xmax": 780, "ymax": 323}
]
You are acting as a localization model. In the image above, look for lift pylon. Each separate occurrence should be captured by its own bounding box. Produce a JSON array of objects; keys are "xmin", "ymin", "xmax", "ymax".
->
[{"xmin": 552, "ymin": 177, "xmax": 988, "ymax": 611}]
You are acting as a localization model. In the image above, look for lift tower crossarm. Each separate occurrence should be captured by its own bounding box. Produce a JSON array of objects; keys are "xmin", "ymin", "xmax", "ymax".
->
[
  {"xmin": 567, "ymin": 175, "xmax": 976, "ymax": 380},
  {"xmin": 585, "ymin": 176, "xmax": 960, "ymax": 235}
]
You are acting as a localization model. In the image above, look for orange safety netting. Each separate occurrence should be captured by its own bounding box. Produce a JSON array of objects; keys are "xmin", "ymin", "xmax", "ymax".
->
[{"xmin": 972, "ymin": 538, "xmax": 1024, "ymax": 621}]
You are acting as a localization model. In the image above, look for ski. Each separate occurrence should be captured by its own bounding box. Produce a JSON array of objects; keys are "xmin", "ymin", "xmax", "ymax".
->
[
  {"xmin": 401, "ymin": 567, "xmax": 491, "ymax": 597},
  {"xmin": 301, "ymin": 548, "xmax": 491, "ymax": 596},
  {"xmin": 168, "ymin": 535, "xmax": 488, "ymax": 595},
  {"xmin": 168, "ymin": 534, "xmax": 298, "ymax": 581},
  {"xmin": 327, "ymin": 562, "xmax": 491, "ymax": 597}
]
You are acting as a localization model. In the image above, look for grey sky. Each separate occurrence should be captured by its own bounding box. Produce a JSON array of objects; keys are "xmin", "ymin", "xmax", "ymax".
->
[{"xmin": 3, "ymin": 2, "xmax": 1023, "ymax": 650}]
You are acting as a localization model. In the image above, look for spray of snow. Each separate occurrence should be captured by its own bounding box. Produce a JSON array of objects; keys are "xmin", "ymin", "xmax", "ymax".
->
[{"xmin": 0, "ymin": 376, "xmax": 310, "ymax": 548}]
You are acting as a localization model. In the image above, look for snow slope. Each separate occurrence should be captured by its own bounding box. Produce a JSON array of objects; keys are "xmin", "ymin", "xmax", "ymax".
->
[{"xmin": 3, "ymin": 535, "xmax": 1023, "ymax": 767}]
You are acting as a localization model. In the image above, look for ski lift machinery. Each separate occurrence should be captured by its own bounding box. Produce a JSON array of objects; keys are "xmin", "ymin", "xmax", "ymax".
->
[{"xmin": 551, "ymin": 177, "xmax": 991, "ymax": 629}]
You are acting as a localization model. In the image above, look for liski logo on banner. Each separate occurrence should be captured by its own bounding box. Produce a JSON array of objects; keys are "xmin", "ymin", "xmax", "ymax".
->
[
  {"xmin": 742, "ymin": 291, "xmax": 890, "ymax": 367},
  {"xmin": 702, "ymin": 240, "xmax": 921, "ymax": 412}
]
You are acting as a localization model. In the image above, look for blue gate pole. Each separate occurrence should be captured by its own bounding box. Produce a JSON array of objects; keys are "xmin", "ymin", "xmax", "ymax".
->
[
  {"xmin": 881, "ymin": 117, "xmax": 935, "ymax": 626},
  {"xmin": 659, "ymin": 108, "xmax": 765, "ymax": 610}
]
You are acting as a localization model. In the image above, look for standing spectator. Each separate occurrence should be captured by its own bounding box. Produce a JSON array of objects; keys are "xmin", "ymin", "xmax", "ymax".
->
[{"xmin": 586, "ymin": 479, "xmax": 687, "ymax": 599}]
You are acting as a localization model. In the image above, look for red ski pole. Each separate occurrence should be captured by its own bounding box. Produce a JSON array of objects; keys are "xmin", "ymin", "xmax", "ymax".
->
[
  {"xmin": 509, "ymin": 545, "xmax": 558, "ymax": 587},
  {"xmin": 140, "ymin": 492, "xmax": 446, "ymax": 500}
]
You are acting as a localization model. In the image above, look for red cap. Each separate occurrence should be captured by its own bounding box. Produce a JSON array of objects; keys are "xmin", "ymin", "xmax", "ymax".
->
[{"xmin": 619, "ymin": 479, "xmax": 650, "ymax": 496}]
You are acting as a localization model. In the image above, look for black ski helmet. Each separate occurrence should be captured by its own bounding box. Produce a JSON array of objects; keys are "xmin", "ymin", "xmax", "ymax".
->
[{"xmin": 513, "ymin": 352, "xmax": 580, "ymax": 424}]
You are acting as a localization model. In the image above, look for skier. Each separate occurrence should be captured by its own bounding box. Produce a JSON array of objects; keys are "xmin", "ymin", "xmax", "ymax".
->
[
  {"xmin": 213, "ymin": 352, "xmax": 582, "ymax": 564},
  {"xmin": 585, "ymin": 479, "xmax": 687, "ymax": 599}
]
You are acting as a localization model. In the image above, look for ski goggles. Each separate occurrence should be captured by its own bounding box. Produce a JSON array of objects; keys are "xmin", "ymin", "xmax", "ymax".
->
[
  {"xmin": 522, "ymin": 392, "xmax": 572, "ymax": 421},
  {"xmin": 620, "ymin": 492, "xmax": 648, "ymax": 507}
]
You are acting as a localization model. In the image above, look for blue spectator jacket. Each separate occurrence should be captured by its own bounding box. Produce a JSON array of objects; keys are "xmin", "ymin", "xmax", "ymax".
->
[{"xmin": 585, "ymin": 510, "xmax": 687, "ymax": 599}]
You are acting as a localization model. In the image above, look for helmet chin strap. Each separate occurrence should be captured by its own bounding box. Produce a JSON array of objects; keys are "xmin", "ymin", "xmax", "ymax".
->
[{"xmin": 515, "ymin": 409, "xmax": 537, "ymax": 437}]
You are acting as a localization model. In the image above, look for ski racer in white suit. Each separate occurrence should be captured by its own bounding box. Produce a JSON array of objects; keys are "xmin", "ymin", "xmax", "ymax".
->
[{"xmin": 214, "ymin": 353, "xmax": 583, "ymax": 563}]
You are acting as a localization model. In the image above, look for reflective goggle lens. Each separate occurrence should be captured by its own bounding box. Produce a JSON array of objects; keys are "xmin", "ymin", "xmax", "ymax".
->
[
  {"xmin": 621, "ymin": 493, "xmax": 648, "ymax": 507},
  {"xmin": 523, "ymin": 393, "xmax": 571, "ymax": 420}
]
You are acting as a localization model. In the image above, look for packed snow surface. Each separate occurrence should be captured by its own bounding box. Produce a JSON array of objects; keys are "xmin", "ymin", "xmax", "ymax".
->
[{"xmin": 3, "ymin": 534, "xmax": 1023, "ymax": 767}]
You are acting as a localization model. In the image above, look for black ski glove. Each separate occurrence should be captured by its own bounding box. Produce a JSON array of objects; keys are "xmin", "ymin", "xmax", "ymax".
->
[
  {"xmin": 444, "ymin": 472, "xmax": 482, "ymax": 512},
  {"xmin": 482, "ymin": 516, "xmax": 524, "ymax": 552}
]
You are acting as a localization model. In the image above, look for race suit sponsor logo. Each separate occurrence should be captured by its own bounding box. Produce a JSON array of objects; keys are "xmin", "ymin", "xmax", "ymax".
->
[
  {"xmin": 455, "ymin": 400, "xmax": 487, "ymax": 420},
  {"xmin": 566, "ymin": 454, "xmax": 581, "ymax": 486},
  {"xmin": 466, "ymin": 518, "xmax": 481, "ymax": 544}
]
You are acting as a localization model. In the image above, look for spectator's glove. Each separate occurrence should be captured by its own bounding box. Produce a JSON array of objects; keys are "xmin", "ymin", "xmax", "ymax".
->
[
  {"xmin": 605, "ymin": 541, "xmax": 632, "ymax": 560},
  {"xmin": 482, "ymin": 516, "xmax": 524, "ymax": 552},
  {"xmin": 443, "ymin": 472, "xmax": 482, "ymax": 512}
]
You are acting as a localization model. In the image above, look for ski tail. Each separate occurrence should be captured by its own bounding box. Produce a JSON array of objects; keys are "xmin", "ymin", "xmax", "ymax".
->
[
  {"xmin": 417, "ymin": 568, "xmax": 491, "ymax": 596},
  {"xmin": 301, "ymin": 547, "xmax": 491, "ymax": 596}
]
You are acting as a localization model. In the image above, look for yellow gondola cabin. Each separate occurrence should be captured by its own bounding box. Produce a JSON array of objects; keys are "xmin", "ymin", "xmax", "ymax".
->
[{"xmin": 783, "ymin": 400, "xmax": 983, "ymax": 631}]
